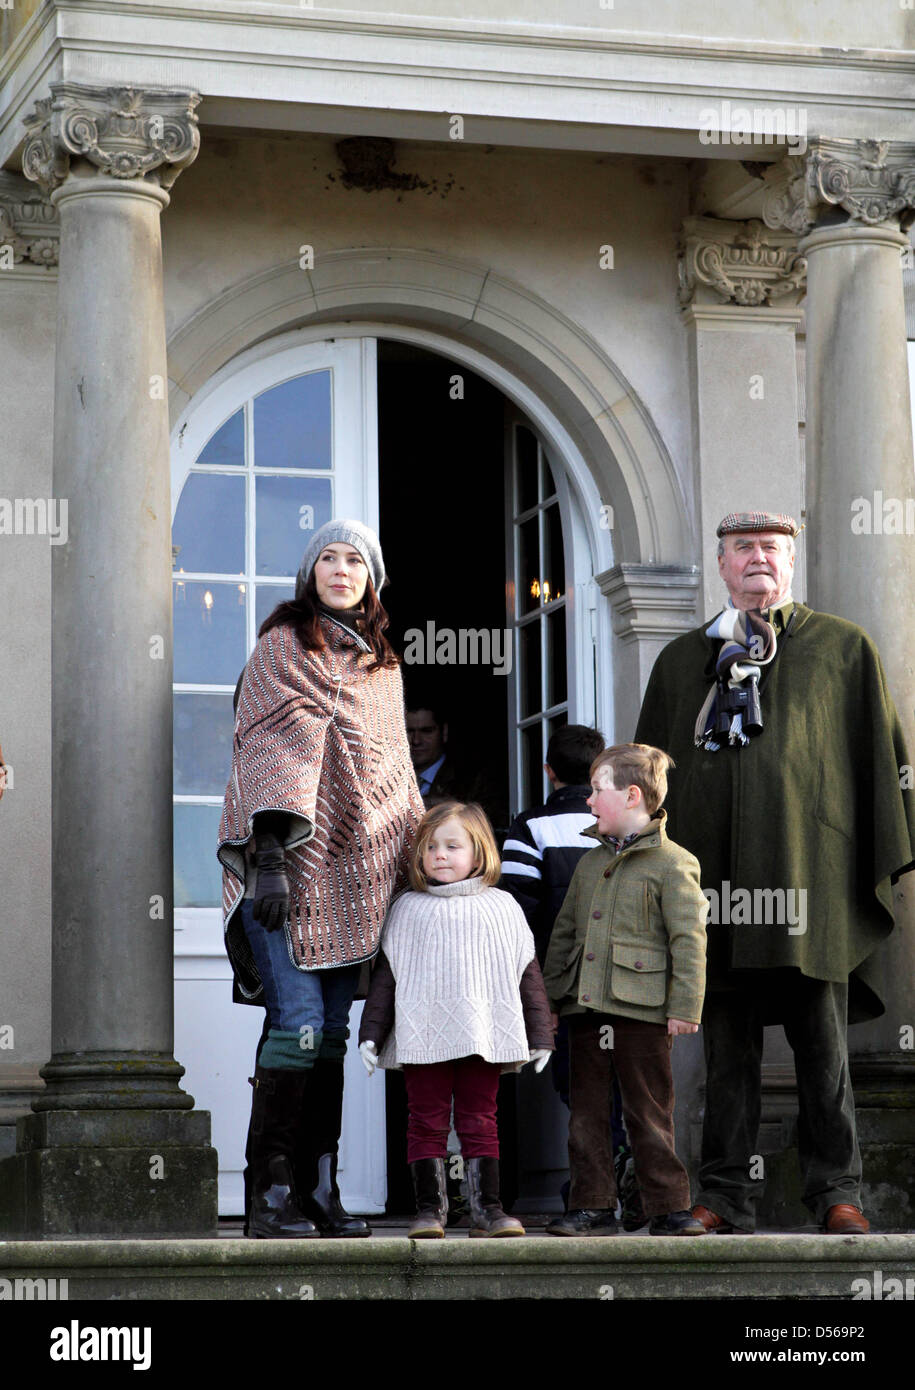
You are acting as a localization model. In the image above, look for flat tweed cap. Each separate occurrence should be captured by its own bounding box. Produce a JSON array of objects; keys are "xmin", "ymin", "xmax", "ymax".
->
[
  {"xmin": 717, "ymin": 511, "xmax": 799, "ymax": 538},
  {"xmin": 295, "ymin": 518, "xmax": 386, "ymax": 599}
]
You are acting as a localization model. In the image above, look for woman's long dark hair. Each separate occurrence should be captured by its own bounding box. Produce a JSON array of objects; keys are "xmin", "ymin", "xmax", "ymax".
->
[{"xmin": 258, "ymin": 569, "xmax": 400, "ymax": 671}]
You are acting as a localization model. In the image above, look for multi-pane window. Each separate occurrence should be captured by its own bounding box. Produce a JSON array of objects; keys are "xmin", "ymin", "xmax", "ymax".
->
[
  {"xmin": 509, "ymin": 423, "xmax": 568, "ymax": 812},
  {"xmin": 172, "ymin": 370, "xmax": 335, "ymax": 906}
]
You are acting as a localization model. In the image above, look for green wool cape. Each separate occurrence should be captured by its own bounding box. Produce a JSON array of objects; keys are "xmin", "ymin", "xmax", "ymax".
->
[{"xmin": 634, "ymin": 603, "xmax": 915, "ymax": 1022}]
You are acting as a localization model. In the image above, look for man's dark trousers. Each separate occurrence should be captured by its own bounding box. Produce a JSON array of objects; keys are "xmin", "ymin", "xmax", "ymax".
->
[{"xmin": 698, "ymin": 976, "xmax": 861, "ymax": 1230}]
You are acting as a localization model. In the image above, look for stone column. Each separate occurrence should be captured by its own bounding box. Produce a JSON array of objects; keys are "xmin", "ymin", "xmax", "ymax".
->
[
  {"xmin": 678, "ymin": 216, "xmax": 807, "ymax": 618},
  {"xmin": 0, "ymin": 83, "xmax": 217, "ymax": 1237},
  {"xmin": 763, "ymin": 140, "xmax": 915, "ymax": 729},
  {"xmin": 0, "ymin": 173, "xmax": 58, "ymax": 1157},
  {"xmin": 763, "ymin": 138, "xmax": 915, "ymax": 1227}
]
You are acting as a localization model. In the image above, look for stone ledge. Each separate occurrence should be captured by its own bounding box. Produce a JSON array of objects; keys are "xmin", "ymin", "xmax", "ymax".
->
[
  {"xmin": 0, "ymin": 1234, "xmax": 911, "ymax": 1301},
  {"xmin": 17, "ymin": 1110, "xmax": 213, "ymax": 1150}
]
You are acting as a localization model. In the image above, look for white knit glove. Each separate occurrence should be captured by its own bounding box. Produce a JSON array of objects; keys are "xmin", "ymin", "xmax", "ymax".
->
[
  {"xmin": 529, "ymin": 1048, "xmax": 551, "ymax": 1073},
  {"xmin": 359, "ymin": 1040, "xmax": 378, "ymax": 1076}
]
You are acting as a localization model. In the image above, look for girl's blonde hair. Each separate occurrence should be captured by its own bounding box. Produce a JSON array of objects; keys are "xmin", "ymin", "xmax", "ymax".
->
[{"xmin": 409, "ymin": 801, "xmax": 502, "ymax": 891}]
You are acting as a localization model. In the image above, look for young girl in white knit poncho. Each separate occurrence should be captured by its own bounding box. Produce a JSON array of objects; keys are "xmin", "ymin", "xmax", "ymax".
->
[{"xmin": 359, "ymin": 801, "xmax": 554, "ymax": 1238}]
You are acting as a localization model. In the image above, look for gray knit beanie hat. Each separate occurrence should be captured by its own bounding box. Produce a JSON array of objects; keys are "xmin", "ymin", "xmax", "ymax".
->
[{"xmin": 295, "ymin": 519, "xmax": 386, "ymax": 600}]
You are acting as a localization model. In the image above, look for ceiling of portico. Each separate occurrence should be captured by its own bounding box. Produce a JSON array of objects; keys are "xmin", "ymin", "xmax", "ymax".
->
[
  {"xmin": 194, "ymin": 103, "xmax": 783, "ymax": 165},
  {"xmin": 3, "ymin": 2, "xmax": 915, "ymax": 173}
]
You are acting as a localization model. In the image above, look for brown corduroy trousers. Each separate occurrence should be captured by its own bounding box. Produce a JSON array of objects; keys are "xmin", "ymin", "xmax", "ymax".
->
[{"xmin": 567, "ymin": 1012, "xmax": 691, "ymax": 1217}]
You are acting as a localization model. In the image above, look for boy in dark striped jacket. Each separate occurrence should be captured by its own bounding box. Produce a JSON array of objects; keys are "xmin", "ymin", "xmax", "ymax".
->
[{"xmin": 500, "ymin": 725, "xmax": 606, "ymax": 964}]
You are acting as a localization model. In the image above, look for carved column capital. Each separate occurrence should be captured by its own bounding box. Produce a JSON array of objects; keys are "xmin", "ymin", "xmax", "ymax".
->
[
  {"xmin": 596, "ymin": 563, "xmax": 701, "ymax": 642},
  {"xmin": 678, "ymin": 216, "xmax": 806, "ymax": 309},
  {"xmin": 21, "ymin": 83, "xmax": 200, "ymax": 197},
  {"xmin": 762, "ymin": 138, "xmax": 915, "ymax": 236},
  {"xmin": 0, "ymin": 170, "xmax": 59, "ymax": 267}
]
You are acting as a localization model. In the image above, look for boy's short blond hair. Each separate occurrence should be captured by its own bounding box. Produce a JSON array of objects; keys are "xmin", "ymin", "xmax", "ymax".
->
[
  {"xmin": 589, "ymin": 743, "xmax": 675, "ymax": 816},
  {"xmin": 409, "ymin": 801, "xmax": 502, "ymax": 891}
]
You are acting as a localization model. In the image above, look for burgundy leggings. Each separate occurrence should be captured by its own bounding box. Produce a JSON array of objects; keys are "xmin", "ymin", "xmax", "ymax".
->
[{"xmin": 403, "ymin": 1056, "xmax": 503, "ymax": 1163}]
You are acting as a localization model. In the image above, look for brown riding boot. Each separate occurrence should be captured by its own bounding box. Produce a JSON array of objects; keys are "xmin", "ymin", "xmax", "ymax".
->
[{"xmin": 466, "ymin": 1157, "xmax": 525, "ymax": 1238}]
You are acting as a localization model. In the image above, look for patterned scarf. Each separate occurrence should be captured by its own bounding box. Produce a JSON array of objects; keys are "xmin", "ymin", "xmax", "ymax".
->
[
  {"xmin": 694, "ymin": 607, "xmax": 777, "ymax": 751},
  {"xmin": 218, "ymin": 615, "xmax": 425, "ymax": 988}
]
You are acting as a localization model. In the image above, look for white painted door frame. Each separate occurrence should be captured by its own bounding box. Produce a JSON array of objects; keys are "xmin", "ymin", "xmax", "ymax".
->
[{"xmin": 170, "ymin": 334, "xmax": 383, "ymax": 1217}]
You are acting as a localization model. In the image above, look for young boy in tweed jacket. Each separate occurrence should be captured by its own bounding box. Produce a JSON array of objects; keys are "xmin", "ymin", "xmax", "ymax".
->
[{"xmin": 542, "ymin": 744, "xmax": 708, "ymax": 1236}]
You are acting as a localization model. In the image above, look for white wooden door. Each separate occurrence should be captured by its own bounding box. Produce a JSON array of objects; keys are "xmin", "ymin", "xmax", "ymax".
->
[
  {"xmin": 169, "ymin": 336, "xmax": 386, "ymax": 1216},
  {"xmin": 503, "ymin": 403, "xmax": 600, "ymax": 819},
  {"xmin": 503, "ymin": 402, "xmax": 602, "ymax": 1203}
]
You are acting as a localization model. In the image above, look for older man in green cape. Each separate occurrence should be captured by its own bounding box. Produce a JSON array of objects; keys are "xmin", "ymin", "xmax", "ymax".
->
[{"xmin": 634, "ymin": 511, "xmax": 915, "ymax": 1234}]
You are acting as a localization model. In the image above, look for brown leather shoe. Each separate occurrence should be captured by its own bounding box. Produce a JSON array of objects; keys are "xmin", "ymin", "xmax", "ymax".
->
[
  {"xmin": 824, "ymin": 1204, "xmax": 870, "ymax": 1234},
  {"xmin": 691, "ymin": 1204, "xmax": 737, "ymax": 1234}
]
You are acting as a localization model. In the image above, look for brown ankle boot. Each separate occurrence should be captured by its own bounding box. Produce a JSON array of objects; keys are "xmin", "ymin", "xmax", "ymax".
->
[
  {"xmin": 408, "ymin": 1158, "xmax": 448, "ymax": 1238},
  {"xmin": 466, "ymin": 1157, "xmax": 525, "ymax": 1238}
]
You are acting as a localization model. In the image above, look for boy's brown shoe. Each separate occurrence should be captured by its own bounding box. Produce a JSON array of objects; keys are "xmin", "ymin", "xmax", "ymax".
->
[
  {"xmin": 546, "ymin": 1208, "xmax": 617, "ymax": 1236},
  {"xmin": 650, "ymin": 1209, "xmax": 705, "ymax": 1236}
]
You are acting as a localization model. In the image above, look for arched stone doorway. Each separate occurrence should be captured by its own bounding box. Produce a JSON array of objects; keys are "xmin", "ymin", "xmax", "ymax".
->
[{"xmin": 167, "ymin": 251, "xmax": 696, "ymax": 1216}]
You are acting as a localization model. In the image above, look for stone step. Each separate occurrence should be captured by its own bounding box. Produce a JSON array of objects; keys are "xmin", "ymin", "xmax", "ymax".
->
[{"xmin": 1, "ymin": 1232, "xmax": 912, "ymax": 1301}]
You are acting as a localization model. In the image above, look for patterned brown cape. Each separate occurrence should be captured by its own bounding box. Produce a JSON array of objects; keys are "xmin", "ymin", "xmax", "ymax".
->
[{"xmin": 217, "ymin": 615, "xmax": 424, "ymax": 993}]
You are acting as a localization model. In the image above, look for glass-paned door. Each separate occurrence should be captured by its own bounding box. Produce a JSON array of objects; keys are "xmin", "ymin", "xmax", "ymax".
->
[
  {"xmin": 171, "ymin": 340, "xmax": 377, "ymax": 907},
  {"xmin": 169, "ymin": 336, "xmax": 383, "ymax": 1218},
  {"xmin": 506, "ymin": 418, "xmax": 570, "ymax": 813}
]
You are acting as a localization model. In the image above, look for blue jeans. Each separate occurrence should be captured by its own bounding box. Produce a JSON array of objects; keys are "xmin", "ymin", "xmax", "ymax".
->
[{"xmin": 240, "ymin": 899, "xmax": 361, "ymax": 1068}]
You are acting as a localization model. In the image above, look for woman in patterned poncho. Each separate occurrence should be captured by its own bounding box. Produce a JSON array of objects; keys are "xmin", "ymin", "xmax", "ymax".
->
[{"xmin": 218, "ymin": 519, "xmax": 424, "ymax": 1239}]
